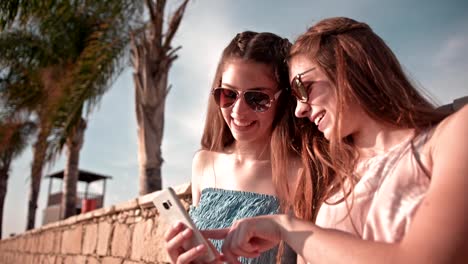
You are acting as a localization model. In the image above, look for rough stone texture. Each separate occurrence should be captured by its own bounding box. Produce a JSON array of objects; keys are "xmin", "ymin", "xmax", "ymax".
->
[
  {"xmin": 18, "ymin": 237, "xmax": 25, "ymax": 253},
  {"xmin": 14, "ymin": 254, "xmax": 24, "ymax": 264},
  {"xmin": 130, "ymin": 219, "xmax": 155, "ymax": 261},
  {"xmin": 24, "ymin": 235, "xmax": 32, "ymax": 253},
  {"xmin": 64, "ymin": 256, "xmax": 86, "ymax": 264},
  {"xmin": 87, "ymin": 257, "xmax": 100, "ymax": 264},
  {"xmin": 129, "ymin": 219, "xmax": 145, "ymax": 261},
  {"xmin": 0, "ymin": 252, "xmax": 13, "ymax": 264},
  {"xmin": 111, "ymin": 223, "xmax": 132, "ymax": 258},
  {"xmin": 151, "ymin": 219, "xmax": 172, "ymax": 263},
  {"xmin": 102, "ymin": 257, "xmax": 123, "ymax": 264},
  {"xmin": 40, "ymin": 232, "xmax": 55, "ymax": 253},
  {"xmin": 82, "ymin": 223, "xmax": 98, "ymax": 255},
  {"xmin": 61, "ymin": 225, "xmax": 83, "ymax": 254},
  {"xmin": 97, "ymin": 221, "xmax": 113, "ymax": 256},
  {"xmin": 23, "ymin": 254, "xmax": 33, "ymax": 264},
  {"xmin": 41, "ymin": 255, "xmax": 56, "ymax": 264},
  {"xmin": 55, "ymin": 256, "xmax": 64, "ymax": 264},
  {"xmin": 32, "ymin": 255, "xmax": 41, "ymax": 264},
  {"xmin": 0, "ymin": 183, "xmax": 191, "ymax": 264},
  {"xmin": 53, "ymin": 231, "xmax": 62, "ymax": 254},
  {"xmin": 29, "ymin": 235, "xmax": 38, "ymax": 253},
  {"xmin": 123, "ymin": 261, "xmax": 142, "ymax": 264}
]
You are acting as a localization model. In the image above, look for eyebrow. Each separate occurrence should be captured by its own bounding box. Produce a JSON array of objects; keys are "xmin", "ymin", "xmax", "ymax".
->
[{"xmin": 297, "ymin": 67, "xmax": 316, "ymax": 77}]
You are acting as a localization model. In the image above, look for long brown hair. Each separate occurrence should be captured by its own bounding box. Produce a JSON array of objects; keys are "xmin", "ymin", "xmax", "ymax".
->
[
  {"xmin": 200, "ymin": 31, "xmax": 305, "ymax": 207},
  {"xmin": 199, "ymin": 31, "xmax": 311, "ymax": 262},
  {"xmin": 290, "ymin": 17, "xmax": 448, "ymax": 209}
]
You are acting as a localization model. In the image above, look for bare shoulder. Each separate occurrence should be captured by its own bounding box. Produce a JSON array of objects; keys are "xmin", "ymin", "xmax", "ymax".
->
[
  {"xmin": 192, "ymin": 149, "xmax": 211, "ymax": 166},
  {"xmin": 192, "ymin": 149, "xmax": 215, "ymax": 178},
  {"xmin": 191, "ymin": 149, "xmax": 216, "ymax": 206},
  {"xmin": 430, "ymin": 104, "xmax": 468, "ymax": 148},
  {"xmin": 426, "ymin": 105, "xmax": 468, "ymax": 176},
  {"xmin": 400, "ymin": 105, "xmax": 468, "ymax": 262}
]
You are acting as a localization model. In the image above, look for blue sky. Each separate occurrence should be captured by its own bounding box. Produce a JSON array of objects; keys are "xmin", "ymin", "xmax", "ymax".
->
[{"xmin": 3, "ymin": 0, "xmax": 468, "ymax": 238}]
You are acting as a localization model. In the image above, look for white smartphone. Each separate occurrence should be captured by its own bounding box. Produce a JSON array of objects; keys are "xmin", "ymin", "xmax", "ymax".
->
[{"xmin": 152, "ymin": 187, "xmax": 217, "ymax": 263}]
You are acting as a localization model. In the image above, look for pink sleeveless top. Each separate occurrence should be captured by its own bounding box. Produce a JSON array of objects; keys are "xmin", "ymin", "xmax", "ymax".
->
[{"xmin": 315, "ymin": 131, "xmax": 431, "ymax": 242}]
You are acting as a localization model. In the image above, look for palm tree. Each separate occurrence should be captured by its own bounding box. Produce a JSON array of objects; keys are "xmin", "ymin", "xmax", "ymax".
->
[
  {"xmin": 131, "ymin": 0, "xmax": 189, "ymax": 195},
  {"xmin": 0, "ymin": 21, "xmax": 57, "ymax": 229},
  {"xmin": 0, "ymin": 115, "xmax": 36, "ymax": 238},
  {"xmin": 0, "ymin": 0, "xmax": 143, "ymax": 228}
]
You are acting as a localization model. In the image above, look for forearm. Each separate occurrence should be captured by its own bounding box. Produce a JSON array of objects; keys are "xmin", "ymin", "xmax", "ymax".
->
[{"xmin": 276, "ymin": 214, "xmax": 402, "ymax": 264}]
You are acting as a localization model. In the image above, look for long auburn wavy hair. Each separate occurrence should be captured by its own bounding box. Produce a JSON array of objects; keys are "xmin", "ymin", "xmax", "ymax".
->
[{"xmin": 289, "ymin": 17, "xmax": 449, "ymax": 215}]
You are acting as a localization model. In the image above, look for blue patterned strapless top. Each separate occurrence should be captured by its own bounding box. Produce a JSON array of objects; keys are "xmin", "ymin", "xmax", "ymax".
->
[{"xmin": 189, "ymin": 188, "xmax": 280, "ymax": 264}]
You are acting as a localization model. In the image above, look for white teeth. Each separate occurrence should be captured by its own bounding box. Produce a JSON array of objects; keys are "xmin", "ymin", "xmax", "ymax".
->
[
  {"xmin": 233, "ymin": 120, "xmax": 253, "ymax": 127},
  {"xmin": 314, "ymin": 112, "xmax": 325, "ymax": 126}
]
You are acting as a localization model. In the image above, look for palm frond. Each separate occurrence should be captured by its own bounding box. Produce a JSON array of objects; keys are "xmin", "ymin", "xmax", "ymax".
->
[
  {"xmin": 163, "ymin": 0, "xmax": 189, "ymax": 51},
  {"xmin": 46, "ymin": 29, "xmax": 128, "ymax": 158},
  {"xmin": 42, "ymin": 1, "xmax": 143, "ymax": 159},
  {"xmin": 0, "ymin": 116, "xmax": 37, "ymax": 168},
  {"xmin": 0, "ymin": 29, "xmax": 59, "ymax": 69},
  {"xmin": 0, "ymin": 69, "xmax": 44, "ymax": 117},
  {"xmin": 0, "ymin": 0, "xmax": 57, "ymax": 30},
  {"xmin": 2, "ymin": 0, "xmax": 145, "ymax": 161}
]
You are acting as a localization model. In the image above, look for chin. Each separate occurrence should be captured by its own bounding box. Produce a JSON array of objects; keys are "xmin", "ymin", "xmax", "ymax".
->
[{"xmin": 322, "ymin": 129, "xmax": 331, "ymax": 141}]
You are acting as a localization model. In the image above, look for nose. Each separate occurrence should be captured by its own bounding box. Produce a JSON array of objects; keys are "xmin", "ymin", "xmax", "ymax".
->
[
  {"xmin": 231, "ymin": 94, "xmax": 250, "ymax": 115},
  {"xmin": 295, "ymin": 101, "xmax": 311, "ymax": 118}
]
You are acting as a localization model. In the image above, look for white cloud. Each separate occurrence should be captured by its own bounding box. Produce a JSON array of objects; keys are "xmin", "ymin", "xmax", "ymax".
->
[
  {"xmin": 425, "ymin": 23, "xmax": 468, "ymax": 104},
  {"xmin": 434, "ymin": 34, "xmax": 468, "ymax": 68}
]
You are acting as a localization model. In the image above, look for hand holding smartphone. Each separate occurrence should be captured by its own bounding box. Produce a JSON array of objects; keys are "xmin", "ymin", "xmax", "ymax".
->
[{"xmin": 152, "ymin": 187, "xmax": 217, "ymax": 263}]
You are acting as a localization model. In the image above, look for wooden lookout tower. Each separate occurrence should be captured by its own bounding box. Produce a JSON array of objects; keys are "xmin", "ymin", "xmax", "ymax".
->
[{"xmin": 42, "ymin": 169, "xmax": 112, "ymax": 225}]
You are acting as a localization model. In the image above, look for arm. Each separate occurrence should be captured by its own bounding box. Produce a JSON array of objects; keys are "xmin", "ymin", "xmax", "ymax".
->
[
  {"xmin": 165, "ymin": 150, "xmax": 222, "ymax": 263},
  {"xmin": 218, "ymin": 214, "xmax": 399, "ymax": 264},
  {"xmin": 399, "ymin": 105, "xmax": 468, "ymax": 263},
  {"xmin": 217, "ymin": 106, "xmax": 468, "ymax": 264}
]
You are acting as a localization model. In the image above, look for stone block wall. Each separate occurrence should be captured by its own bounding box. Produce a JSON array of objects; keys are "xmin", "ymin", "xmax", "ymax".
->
[{"xmin": 0, "ymin": 183, "xmax": 192, "ymax": 264}]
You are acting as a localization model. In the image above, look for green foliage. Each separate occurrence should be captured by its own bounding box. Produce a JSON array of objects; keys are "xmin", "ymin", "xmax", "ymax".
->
[
  {"xmin": 0, "ymin": 30, "xmax": 50, "ymax": 116},
  {"xmin": 0, "ymin": 0, "xmax": 144, "ymax": 160},
  {"xmin": 0, "ymin": 117, "xmax": 36, "ymax": 169}
]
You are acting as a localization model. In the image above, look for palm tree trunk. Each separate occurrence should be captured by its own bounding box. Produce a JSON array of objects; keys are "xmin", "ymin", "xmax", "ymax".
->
[
  {"xmin": 26, "ymin": 126, "xmax": 49, "ymax": 230},
  {"xmin": 62, "ymin": 118, "xmax": 86, "ymax": 219},
  {"xmin": 0, "ymin": 166, "xmax": 9, "ymax": 238},
  {"xmin": 131, "ymin": 0, "xmax": 189, "ymax": 195},
  {"xmin": 134, "ymin": 69, "xmax": 167, "ymax": 195},
  {"xmin": 1, "ymin": 120, "xmax": 35, "ymax": 235}
]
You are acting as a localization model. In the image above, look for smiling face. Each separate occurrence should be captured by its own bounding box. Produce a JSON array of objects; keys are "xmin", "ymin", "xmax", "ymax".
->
[
  {"xmin": 219, "ymin": 60, "xmax": 280, "ymax": 144},
  {"xmin": 289, "ymin": 55, "xmax": 363, "ymax": 140}
]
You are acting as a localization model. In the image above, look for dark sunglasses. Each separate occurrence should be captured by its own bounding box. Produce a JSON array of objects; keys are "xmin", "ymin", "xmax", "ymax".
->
[
  {"xmin": 212, "ymin": 87, "xmax": 282, "ymax": 112},
  {"xmin": 290, "ymin": 67, "xmax": 315, "ymax": 102}
]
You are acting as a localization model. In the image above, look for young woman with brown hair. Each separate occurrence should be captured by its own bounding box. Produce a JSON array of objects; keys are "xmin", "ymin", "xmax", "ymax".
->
[
  {"xmin": 164, "ymin": 31, "xmax": 318, "ymax": 263},
  {"xmin": 206, "ymin": 17, "xmax": 468, "ymax": 264}
]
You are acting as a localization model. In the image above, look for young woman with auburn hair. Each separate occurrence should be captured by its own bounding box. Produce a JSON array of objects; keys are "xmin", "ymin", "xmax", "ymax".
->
[{"xmin": 204, "ymin": 17, "xmax": 468, "ymax": 264}]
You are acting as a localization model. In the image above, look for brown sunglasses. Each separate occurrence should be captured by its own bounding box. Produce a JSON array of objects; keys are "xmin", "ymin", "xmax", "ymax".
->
[
  {"xmin": 290, "ymin": 67, "xmax": 315, "ymax": 102},
  {"xmin": 212, "ymin": 87, "xmax": 282, "ymax": 112}
]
